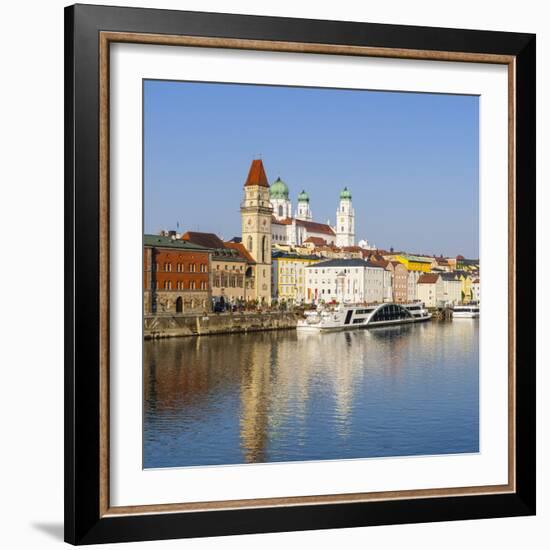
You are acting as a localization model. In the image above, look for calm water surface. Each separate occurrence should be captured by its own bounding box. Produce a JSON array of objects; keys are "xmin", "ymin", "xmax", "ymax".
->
[{"xmin": 144, "ymin": 321, "xmax": 478, "ymax": 468}]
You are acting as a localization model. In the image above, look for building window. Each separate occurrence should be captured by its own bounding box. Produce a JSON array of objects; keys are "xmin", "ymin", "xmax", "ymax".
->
[
  {"xmin": 190, "ymin": 281, "xmax": 196, "ymax": 290},
  {"xmin": 200, "ymin": 281, "xmax": 207, "ymax": 290},
  {"xmin": 200, "ymin": 264, "xmax": 207, "ymax": 272},
  {"xmin": 189, "ymin": 263, "xmax": 196, "ymax": 272},
  {"xmin": 164, "ymin": 280, "xmax": 171, "ymax": 290}
]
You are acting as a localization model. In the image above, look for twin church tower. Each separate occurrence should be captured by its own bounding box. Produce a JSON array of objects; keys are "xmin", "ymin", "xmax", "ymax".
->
[{"xmin": 240, "ymin": 159, "xmax": 356, "ymax": 302}]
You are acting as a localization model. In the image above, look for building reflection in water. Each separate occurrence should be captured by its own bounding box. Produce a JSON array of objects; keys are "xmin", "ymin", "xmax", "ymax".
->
[{"xmin": 143, "ymin": 320, "xmax": 479, "ymax": 468}]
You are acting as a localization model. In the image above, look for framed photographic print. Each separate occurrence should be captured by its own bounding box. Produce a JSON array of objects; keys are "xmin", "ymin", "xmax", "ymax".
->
[{"xmin": 64, "ymin": 3, "xmax": 536, "ymax": 545}]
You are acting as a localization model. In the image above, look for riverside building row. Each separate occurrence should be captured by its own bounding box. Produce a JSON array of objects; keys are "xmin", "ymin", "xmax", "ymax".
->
[{"xmin": 144, "ymin": 159, "xmax": 479, "ymax": 314}]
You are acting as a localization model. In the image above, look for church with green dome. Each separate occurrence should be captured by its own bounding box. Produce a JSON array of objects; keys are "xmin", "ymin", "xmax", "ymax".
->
[{"xmin": 268, "ymin": 174, "xmax": 355, "ymax": 248}]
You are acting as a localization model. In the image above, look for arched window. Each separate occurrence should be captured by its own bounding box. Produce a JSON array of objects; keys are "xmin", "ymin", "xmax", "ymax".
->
[
  {"xmin": 175, "ymin": 296, "xmax": 183, "ymax": 313},
  {"xmin": 278, "ymin": 205, "xmax": 283, "ymax": 217},
  {"xmin": 247, "ymin": 236, "xmax": 253, "ymax": 252}
]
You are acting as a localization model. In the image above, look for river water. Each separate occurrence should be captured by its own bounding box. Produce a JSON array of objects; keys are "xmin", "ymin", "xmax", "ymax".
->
[{"xmin": 144, "ymin": 320, "xmax": 479, "ymax": 468}]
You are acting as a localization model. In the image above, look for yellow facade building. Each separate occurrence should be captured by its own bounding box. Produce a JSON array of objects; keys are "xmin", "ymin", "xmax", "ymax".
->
[
  {"xmin": 272, "ymin": 252, "xmax": 320, "ymax": 303},
  {"xmin": 458, "ymin": 272, "xmax": 474, "ymax": 302},
  {"xmin": 394, "ymin": 254, "xmax": 433, "ymax": 273}
]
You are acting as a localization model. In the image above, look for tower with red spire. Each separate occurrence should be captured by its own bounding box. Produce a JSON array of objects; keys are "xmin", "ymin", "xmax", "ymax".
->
[{"xmin": 240, "ymin": 159, "xmax": 273, "ymax": 303}]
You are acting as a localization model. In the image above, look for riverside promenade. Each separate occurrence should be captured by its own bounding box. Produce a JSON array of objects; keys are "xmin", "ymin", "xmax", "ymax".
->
[{"xmin": 144, "ymin": 310, "xmax": 300, "ymax": 339}]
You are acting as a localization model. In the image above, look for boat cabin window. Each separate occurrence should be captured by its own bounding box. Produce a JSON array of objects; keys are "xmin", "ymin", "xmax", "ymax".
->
[{"xmin": 371, "ymin": 304, "xmax": 412, "ymax": 322}]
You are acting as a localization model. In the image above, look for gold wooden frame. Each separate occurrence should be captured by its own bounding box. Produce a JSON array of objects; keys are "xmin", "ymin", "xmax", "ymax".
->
[{"xmin": 98, "ymin": 32, "xmax": 516, "ymax": 518}]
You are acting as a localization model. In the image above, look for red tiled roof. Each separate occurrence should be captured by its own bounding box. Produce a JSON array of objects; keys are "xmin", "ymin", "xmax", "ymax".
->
[
  {"xmin": 417, "ymin": 273, "xmax": 441, "ymax": 284},
  {"xmin": 181, "ymin": 231, "xmax": 225, "ymax": 249},
  {"xmin": 272, "ymin": 217, "xmax": 335, "ymax": 236},
  {"xmin": 341, "ymin": 246, "xmax": 362, "ymax": 252},
  {"xmin": 244, "ymin": 159, "xmax": 269, "ymax": 187},
  {"xmin": 369, "ymin": 258, "xmax": 389, "ymax": 268},
  {"xmin": 224, "ymin": 241, "xmax": 256, "ymax": 263},
  {"xmin": 295, "ymin": 219, "xmax": 335, "ymax": 236},
  {"xmin": 304, "ymin": 236, "xmax": 327, "ymax": 245}
]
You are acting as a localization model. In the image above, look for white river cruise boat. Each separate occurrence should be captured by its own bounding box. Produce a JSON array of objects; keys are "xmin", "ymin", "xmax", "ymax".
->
[
  {"xmin": 297, "ymin": 302, "xmax": 431, "ymax": 332},
  {"xmin": 452, "ymin": 304, "xmax": 480, "ymax": 318}
]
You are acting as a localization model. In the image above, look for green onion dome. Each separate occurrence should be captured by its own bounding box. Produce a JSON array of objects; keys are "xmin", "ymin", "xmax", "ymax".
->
[
  {"xmin": 269, "ymin": 177, "xmax": 289, "ymax": 199},
  {"xmin": 297, "ymin": 189, "xmax": 310, "ymax": 202},
  {"xmin": 339, "ymin": 187, "xmax": 352, "ymax": 200}
]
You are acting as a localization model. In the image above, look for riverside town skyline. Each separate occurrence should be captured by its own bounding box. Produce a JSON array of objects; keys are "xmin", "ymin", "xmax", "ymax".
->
[
  {"xmin": 144, "ymin": 157, "xmax": 479, "ymax": 314},
  {"xmin": 144, "ymin": 80, "xmax": 479, "ymax": 259}
]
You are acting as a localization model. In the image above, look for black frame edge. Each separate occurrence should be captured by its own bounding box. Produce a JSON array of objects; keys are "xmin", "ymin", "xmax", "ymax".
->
[
  {"xmin": 64, "ymin": 4, "xmax": 75, "ymax": 545},
  {"xmin": 65, "ymin": 3, "xmax": 103, "ymax": 544},
  {"xmin": 65, "ymin": 4, "xmax": 536, "ymax": 545}
]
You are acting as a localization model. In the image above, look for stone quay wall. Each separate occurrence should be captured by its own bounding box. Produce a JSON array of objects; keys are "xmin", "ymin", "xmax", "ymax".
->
[{"xmin": 144, "ymin": 311, "xmax": 300, "ymax": 339}]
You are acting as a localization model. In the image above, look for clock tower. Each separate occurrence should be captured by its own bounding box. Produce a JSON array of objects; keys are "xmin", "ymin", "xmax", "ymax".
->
[{"xmin": 241, "ymin": 159, "xmax": 272, "ymax": 303}]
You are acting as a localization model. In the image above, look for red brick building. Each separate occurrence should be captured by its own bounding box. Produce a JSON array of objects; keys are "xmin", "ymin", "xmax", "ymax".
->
[{"xmin": 144, "ymin": 235, "xmax": 212, "ymax": 314}]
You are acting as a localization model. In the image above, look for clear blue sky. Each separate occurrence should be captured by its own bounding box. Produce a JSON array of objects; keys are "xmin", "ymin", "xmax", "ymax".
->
[{"xmin": 144, "ymin": 80, "xmax": 479, "ymax": 258}]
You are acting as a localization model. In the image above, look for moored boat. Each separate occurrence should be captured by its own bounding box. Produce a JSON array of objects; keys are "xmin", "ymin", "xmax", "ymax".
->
[
  {"xmin": 452, "ymin": 304, "xmax": 480, "ymax": 318},
  {"xmin": 297, "ymin": 302, "xmax": 431, "ymax": 332}
]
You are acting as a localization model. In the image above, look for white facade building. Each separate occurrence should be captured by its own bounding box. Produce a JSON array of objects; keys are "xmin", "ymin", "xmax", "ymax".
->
[
  {"xmin": 441, "ymin": 273, "xmax": 463, "ymax": 305},
  {"xmin": 407, "ymin": 270, "xmax": 421, "ymax": 302},
  {"xmin": 472, "ymin": 278, "xmax": 480, "ymax": 303},
  {"xmin": 305, "ymin": 259, "xmax": 385, "ymax": 304},
  {"xmin": 416, "ymin": 273, "xmax": 445, "ymax": 307},
  {"xmin": 382, "ymin": 267, "xmax": 393, "ymax": 302},
  {"xmin": 358, "ymin": 238, "xmax": 377, "ymax": 251}
]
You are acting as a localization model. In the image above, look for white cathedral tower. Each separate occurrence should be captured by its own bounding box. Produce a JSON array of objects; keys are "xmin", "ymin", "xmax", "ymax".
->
[
  {"xmin": 335, "ymin": 187, "xmax": 355, "ymax": 247},
  {"xmin": 296, "ymin": 190, "xmax": 312, "ymax": 221}
]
